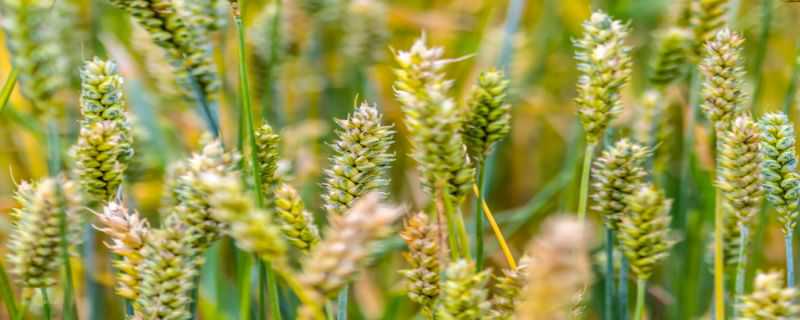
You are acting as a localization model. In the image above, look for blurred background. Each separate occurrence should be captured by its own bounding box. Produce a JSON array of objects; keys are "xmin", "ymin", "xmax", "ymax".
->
[{"xmin": 1, "ymin": 0, "xmax": 800, "ymax": 319}]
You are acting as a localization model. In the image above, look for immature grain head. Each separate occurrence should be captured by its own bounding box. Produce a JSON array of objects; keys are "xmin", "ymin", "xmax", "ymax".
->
[
  {"xmin": 343, "ymin": 0, "xmax": 389, "ymax": 64},
  {"xmin": 72, "ymin": 121, "xmax": 130, "ymax": 205},
  {"xmin": 759, "ymin": 112, "xmax": 800, "ymax": 233},
  {"xmin": 515, "ymin": 216, "xmax": 593, "ymax": 320},
  {"xmin": 591, "ymin": 139, "xmax": 651, "ymax": 230},
  {"xmin": 574, "ymin": 11, "xmax": 632, "ymax": 145},
  {"xmin": 463, "ymin": 69, "xmax": 512, "ymax": 166},
  {"xmin": 94, "ymin": 201, "xmax": 150, "ymax": 300},
  {"xmin": 173, "ymin": 140, "xmax": 239, "ymax": 251},
  {"xmin": 399, "ymin": 212, "xmax": 443, "ymax": 316},
  {"xmin": 255, "ymin": 123, "xmax": 282, "ymax": 206},
  {"xmin": 737, "ymin": 271, "xmax": 800, "ymax": 319},
  {"xmin": 176, "ymin": 0, "xmax": 226, "ymax": 33},
  {"xmin": 488, "ymin": 259, "xmax": 528, "ymax": 320},
  {"xmin": 7, "ymin": 178, "xmax": 82, "ymax": 288},
  {"xmin": 435, "ymin": 259, "xmax": 491, "ymax": 320},
  {"xmin": 203, "ymin": 173, "xmax": 288, "ymax": 264},
  {"xmin": 300, "ymin": 194, "xmax": 403, "ymax": 299},
  {"xmin": 700, "ymin": 29, "xmax": 745, "ymax": 131},
  {"xmin": 618, "ymin": 184, "xmax": 676, "ymax": 280},
  {"xmin": 275, "ymin": 183, "xmax": 320, "ymax": 252},
  {"xmin": 690, "ymin": 0, "xmax": 730, "ymax": 54},
  {"xmin": 321, "ymin": 102, "xmax": 395, "ymax": 216},
  {"xmin": 717, "ymin": 115, "xmax": 763, "ymax": 225},
  {"xmin": 134, "ymin": 217, "xmax": 198, "ymax": 319},
  {"xmin": 1, "ymin": 0, "xmax": 70, "ymax": 114},
  {"xmin": 393, "ymin": 35, "xmax": 474, "ymax": 202},
  {"xmin": 722, "ymin": 209, "xmax": 743, "ymax": 269},
  {"xmin": 107, "ymin": 0, "xmax": 219, "ymax": 100},
  {"xmin": 80, "ymin": 57, "xmax": 134, "ymax": 162},
  {"xmin": 649, "ymin": 27, "xmax": 692, "ymax": 85}
]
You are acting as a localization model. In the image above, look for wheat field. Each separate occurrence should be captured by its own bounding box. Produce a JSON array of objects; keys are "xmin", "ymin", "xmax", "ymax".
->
[{"xmin": 2, "ymin": 0, "xmax": 800, "ymax": 319}]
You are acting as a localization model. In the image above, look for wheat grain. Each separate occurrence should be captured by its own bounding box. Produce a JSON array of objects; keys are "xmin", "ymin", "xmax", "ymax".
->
[{"xmin": 399, "ymin": 212, "xmax": 442, "ymax": 317}]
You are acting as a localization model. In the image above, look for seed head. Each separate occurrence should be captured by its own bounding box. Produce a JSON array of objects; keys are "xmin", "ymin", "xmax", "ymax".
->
[
  {"xmin": 463, "ymin": 69, "xmax": 512, "ymax": 166},
  {"xmin": 488, "ymin": 260, "xmax": 528, "ymax": 320},
  {"xmin": 275, "ymin": 183, "xmax": 320, "ymax": 252},
  {"xmin": 435, "ymin": 260, "xmax": 491, "ymax": 320},
  {"xmin": 255, "ymin": 123, "xmax": 282, "ymax": 206},
  {"xmin": 7, "ymin": 178, "xmax": 83, "ymax": 288},
  {"xmin": 591, "ymin": 139, "xmax": 651, "ymax": 230},
  {"xmin": 94, "ymin": 201, "xmax": 150, "ymax": 300},
  {"xmin": 759, "ymin": 112, "xmax": 800, "ymax": 233},
  {"xmin": 574, "ymin": 11, "xmax": 633, "ymax": 145},
  {"xmin": 399, "ymin": 212, "xmax": 443, "ymax": 316},
  {"xmin": 134, "ymin": 217, "xmax": 199, "ymax": 319},
  {"xmin": 343, "ymin": 0, "xmax": 389, "ymax": 64},
  {"xmin": 721, "ymin": 210, "xmax": 744, "ymax": 268},
  {"xmin": 1, "ymin": 0, "xmax": 70, "ymax": 114},
  {"xmin": 172, "ymin": 140, "xmax": 239, "ymax": 251},
  {"xmin": 300, "ymin": 194, "xmax": 403, "ymax": 299},
  {"xmin": 649, "ymin": 28, "xmax": 692, "ymax": 85},
  {"xmin": 717, "ymin": 115, "xmax": 763, "ymax": 225},
  {"xmin": 700, "ymin": 29, "xmax": 745, "ymax": 131},
  {"xmin": 107, "ymin": 0, "xmax": 220, "ymax": 101},
  {"xmin": 690, "ymin": 0, "xmax": 730, "ymax": 54},
  {"xmin": 202, "ymin": 173, "xmax": 288, "ymax": 264},
  {"xmin": 72, "ymin": 121, "xmax": 129, "ymax": 205},
  {"xmin": 737, "ymin": 271, "xmax": 800, "ymax": 319},
  {"xmin": 393, "ymin": 35, "xmax": 474, "ymax": 202},
  {"xmin": 80, "ymin": 57, "xmax": 134, "ymax": 162},
  {"xmin": 618, "ymin": 184, "xmax": 676, "ymax": 280},
  {"xmin": 322, "ymin": 102, "xmax": 395, "ymax": 216},
  {"xmin": 177, "ymin": 0, "xmax": 226, "ymax": 32},
  {"xmin": 515, "ymin": 215, "xmax": 593, "ymax": 320}
]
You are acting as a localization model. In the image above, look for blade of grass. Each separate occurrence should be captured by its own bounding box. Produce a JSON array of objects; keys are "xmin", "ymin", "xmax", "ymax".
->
[
  {"xmin": 231, "ymin": 3, "xmax": 282, "ymax": 319},
  {"xmin": 577, "ymin": 143, "xmax": 595, "ymax": 221},
  {"xmin": 0, "ymin": 260, "xmax": 17, "ymax": 319},
  {"xmin": 0, "ymin": 68, "xmax": 18, "ymax": 112},
  {"xmin": 749, "ymin": 0, "xmax": 773, "ymax": 111}
]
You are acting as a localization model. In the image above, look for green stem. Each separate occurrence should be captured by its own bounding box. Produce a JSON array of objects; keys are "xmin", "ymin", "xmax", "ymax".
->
[
  {"xmin": 474, "ymin": 165, "xmax": 486, "ymax": 269},
  {"xmin": 605, "ymin": 228, "xmax": 615, "ymax": 320},
  {"xmin": 336, "ymin": 286, "xmax": 349, "ymax": 320},
  {"xmin": 233, "ymin": 8, "xmax": 283, "ymax": 320},
  {"xmin": 713, "ymin": 189, "xmax": 725, "ymax": 319},
  {"xmin": 633, "ymin": 279, "xmax": 647, "ymax": 320},
  {"xmin": 0, "ymin": 261, "xmax": 17, "ymax": 319},
  {"xmin": 619, "ymin": 254, "xmax": 629, "ymax": 320},
  {"xmin": 787, "ymin": 230, "xmax": 795, "ymax": 287},
  {"xmin": 41, "ymin": 288, "xmax": 51, "ymax": 320},
  {"xmin": 238, "ymin": 253, "xmax": 253, "ymax": 320},
  {"xmin": 734, "ymin": 225, "xmax": 749, "ymax": 319},
  {"xmin": 0, "ymin": 67, "xmax": 18, "ymax": 112},
  {"xmin": 785, "ymin": 52, "xmax": 800, "ymax": 116},
  {"xmin": 577, "ymin": 143, "xmax": 595, "ymax": 221}
]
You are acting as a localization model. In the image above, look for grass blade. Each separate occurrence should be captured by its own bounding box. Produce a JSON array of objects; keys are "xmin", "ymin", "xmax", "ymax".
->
[
  {"xmin": 0, "ymin": 68, "xmax": 18, "ymax": 112},
  {"xmin": 0, "ymin": 260, "xmax": 18, "ymax": 319}
]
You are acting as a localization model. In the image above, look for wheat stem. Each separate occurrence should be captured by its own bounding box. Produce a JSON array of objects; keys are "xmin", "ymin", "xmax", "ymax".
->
[
  {"xmin": 577, "ymin": 143, "xmax": 595, "ymax": 221},
  {"xmin": 620, "ymin": 255, "xmax": 629, "ymax": 320},
  {"xmin": 605, "ymin": 228, "xmax": 615, "ymax": 320},
  {"xmin": 472, "ymin": 183, "xmax": 516, "ymax": 268},
  {"xmin": 41, "ymin": 288, "xmax": 51, "ymax": 320},
  {"xmin": 734, "ymin": 225, "xmax": 749, "ymax": 318},
  {"xmin": 474, "ymin": 166, "xmax": 486, "ymax": 269},
  {"xmin": 633, "ymin": 279, "xmax": 646, "ymax": 320},
  {"xmin": 0, "ymin": 67, "xmax": 17, "ymax": 112},
  {"xmin": 714, "ymin": 189, "xmax": 725, "ymax": 319},
  {"xmin": 336, "ymin": 286, "xmax": 348, "ymax": 319},
  {"xmin": 788, "ymin": 230, "xmax": 796, "ymax": 287}
]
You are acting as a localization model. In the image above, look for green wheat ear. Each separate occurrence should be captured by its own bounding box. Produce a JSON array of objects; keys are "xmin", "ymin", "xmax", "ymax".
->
[
  {"xmin": 300, "ymin": 194, "xmax": 403, "ymax": 300},
  {"xmin": 7, "ymin": 178, "xmax": 82, "ymax": 288},
  {"xmin": 488, "ymin": 260, "xmax": 527, "ymax": 320},
  {"xmin": 106, "ymin": 0, "xmax": 220, "ymax": 100},
  {"xmin": 94, "ymin": 201, "xmax": 150, "ymax": 300},
  {"xmin": 80, "ymin": 57, "xmax": 134, "ymax": 162},
  {"xmin": 177, "ymin": 0, "xmax": 227, "ymax": 33},
  {"xmin": 436, "ymin": 260, "xmax": 491, "ymax": 320},
  {"xmin": 591, "ymin": 139, "xmax": 651, "ymax": 230},
  {"xmin": 343, "ymin": 0, "xmax": 389, "ymax": 64},
  {"xmin": 618, "ymin": 184, "xmax": 676, "ymax": 280},
  {"xmin": 275, "ymin": 183, "xmax": 320, "ymax": 252},
  {"xmin": 463, "ymin": 69, "xmax": 512, "ymax": 166},
  {"xmin": 649, "ymin": 27, "xmax": 692, "ymax": 85},
  {"xmin": 1, "ymin": 0, "xmax": 70, "ymax": 114},
  {"xmin": 737, "ymin": 271, "xmax": 800, "ymax": 318},
  {"xmin": 254, "ymin": 123, "xmax": 282, "ymax": 206},
  {"xmin": 699, "ymin": 28, "xmax": 746, "ymax": 131},
  {"xmin": 717, "ymin": 115, "xmax": 763, "ymax": 225},
  {"xmin": 72, "ymin": 121, "xmax": 129, "ymax": 205},
  {"xmin": 574, "ymin": 11, "xmax": 633, "ymax": 145},
  {"xmin": 393, "ymin": 35, "xmax": 474, "ymax": 202},
  {"xmin": 321, "ymin": 102, "xmax": 395, "ymax": 216},
  {"xmin": 759, "ymin": 112, "xmax": 800, "ymax": 233},
  {"xmin": 689, "ymin": 0, "xmax": 730, "ymax": 55},
  {"xmin": 400, "ymin": 212, "xmax": 443, "ymax": 317}
]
